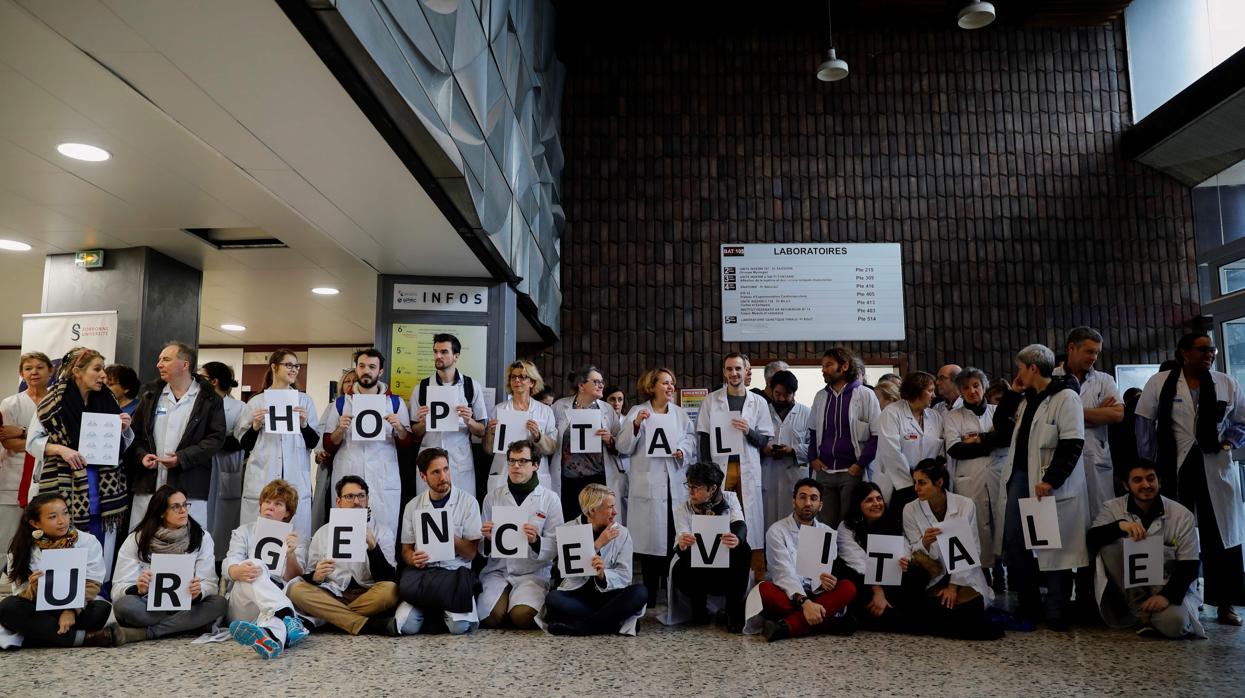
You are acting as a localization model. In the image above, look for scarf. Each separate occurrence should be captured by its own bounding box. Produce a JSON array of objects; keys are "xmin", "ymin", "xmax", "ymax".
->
[
  {"xmin": 35, "ymin": 528, "xmax": 80, "ymax": 551},
  {"xmin": 965, "ymin": 400, "xmax": 987, "ymax": 417},
  {"xmin": 508, "ymin": 472, "xmax": 539, "ymax": 506},
  {"xmin": 691, "ymin": 488, "xmax": 729, "ymax": 516},
  {"xmin": 36, "ymin": 381, "xmax": 128, "ymax": 531},
  {"xmin": 1156, "ymin": 367, "xmax": 1222, "ymax": 476},
  {"xmin": 150, "ymin": 525, "xmax": 191, "ymax": 555}
]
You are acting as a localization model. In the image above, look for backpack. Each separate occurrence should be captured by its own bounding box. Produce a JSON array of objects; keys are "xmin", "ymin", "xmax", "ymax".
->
[
  {"xmin": 336, "ymin": 393, "xmax": 402, "ymax": 415},
  {"xmin": 417, "ymin": 374, "xmax": 476, "ymax": 408}
]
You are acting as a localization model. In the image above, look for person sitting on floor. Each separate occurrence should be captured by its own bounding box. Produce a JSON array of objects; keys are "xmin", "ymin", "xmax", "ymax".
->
[{"xmin": 670, "ymin": 461, "xmax": 751, "ymax": 632}]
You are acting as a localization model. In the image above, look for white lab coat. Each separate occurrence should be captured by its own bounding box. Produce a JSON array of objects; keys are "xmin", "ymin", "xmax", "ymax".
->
[
  {"xmin": 477, "ymin": 481, "xmax": 564, "ymax": 619},
  {"xmin": 1006, "ymin": 386, "xmax": 1089, "ymax": 571},
  {"xmin": 1136, "ymin": 369, "xmax": 1245, "ymax": 549},
  {"xmin": 1091, "ymin": 495, "xmax": 1205, "ymax": 638},
  {"xmin": 901, "ymin": 493, "xmax": 993, "ymax": 603},
  {"xmin": 0, "ymin": 530, "xmax": 106, "ymax": 649},
  {"xmin": 221, "ymin": 519, "xmax": 306, "ymax": 636},
  {"xmin": 412, "ymin": 371, "xmax": 489, "ymax": 498},
  {"xmin": 615, "ymin": 402, "xmax": 698, "ymax": 556},
  {"xmin": 485, "ymin": 398, "xmax": 558, "ymax": 494},
  {"xmin": 835, "ymin": 521, "xmax": 871, "ymax": 579},
  {"xmin": 808, "ymin": 383, "xmax": 880, "ymax": 476},
  {"xmin": 236, "ymin": 390, "xmax": 319, "ymax": 542},
  {"xmin": 875, "ymin": 401, "xmax": 944, "ymax": 502},
  {"xmin": 695, "ymin": 388, "xmax": 774, "ymax": 549},
  {"xmin": 761, "ymin": 403, "xmax": 811, "ymax": 534},
  {"xmin": 660, "ymin": 491, "xmax": 748, "ymax": 626},
  {"xmin": 322, "ymin": 383, "xmax": 410, "ymax": 537},
  {"xmin": 943, "ymin": 404, "xmax": 1007, "ymax": 563},
  {"xmin": 399, "ymin": 486, "xmax": 482, "ymax": 572},
  {"xmin": 0, "ymin": 392, "xmax": 36, "ymax": 507},
  {"xmin": 299, "ymin": 515, "xmax": 396, "ymax": 598},
  {"xmin": 549, "ymin": 397, "xmax": 627, "ymax": 520},
  {"xmin": 1054, "ymin": 366, "xmax": 1121, "ymax": 520},
  {"xmin": 541, "ymin": 518, "xmax": 644, "ymax": 636},
  {"xmin": 112, "ymin": 530, "xmax": 220, "ymax": 599},
  {"xmin": 764, "ymin": 514, "xmax": 831, "ymax": 598},
  {"xmin": 206, "ymin": 394, "xmax": 247, "ymax": 557}
]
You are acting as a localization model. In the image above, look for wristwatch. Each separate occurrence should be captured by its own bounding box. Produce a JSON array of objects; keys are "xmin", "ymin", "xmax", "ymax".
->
[{"xmin": 793, "ymin": 595, "xmax": 807, "ymax": 607}]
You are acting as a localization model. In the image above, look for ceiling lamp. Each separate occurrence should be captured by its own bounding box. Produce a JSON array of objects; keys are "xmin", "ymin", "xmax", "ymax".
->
[
  {"xmin": 56, "ymin": 142, "xmax": 111, "ymax": 162},
  {"xmin": 816, "ymin": 1, "xmax": 848, "ymax": 82},
  {"xmin": 220, "ymin": 323, "xmax": 246, "ymax": 332},
  {"xmin": 0, "ymin": 239, "xmax": 32, "ymax": 251},
  {"xmin": 311, "ymin": 287, "xmax": 340, "ymax": 295},
  {"xmin": 957, "ymin": 1, "xmax": 996, "ymax": 29}
]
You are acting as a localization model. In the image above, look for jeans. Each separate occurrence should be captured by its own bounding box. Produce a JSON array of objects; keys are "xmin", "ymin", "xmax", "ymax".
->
[
  {"xmin": 545, "ymin": 583, "xmax": 648, "ymax": 634},
  {"xmin": 113, "ymin": 594, "xmax": 228, "ymax": 639},
  {"xmin": 1003, "ymin": 469, "xmax": 1073, "ymax": 621}
]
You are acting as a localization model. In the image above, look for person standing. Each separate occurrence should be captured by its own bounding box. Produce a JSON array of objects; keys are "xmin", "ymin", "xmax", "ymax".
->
[
  {"xmin": 104, "ymin": 365, "xmax": 141, "ymax": 417},
  {"xmin": 807, "ymin": 348, "xmax": 880, "ymax": 528},
  {"xmin": 1054, "ymin": 327, "xmax": 1123, "ymax": 519},
  {"xmin": 697, "ymin": 353, "xmax": 773, "ymax": 576},
  {"xmin": 199, "ymin": 361, "xmax": 248, "ymax": 562},
  {"xmin": 1, "ymin": 352, "xmax": 52, "ymax": 553},
  {"xmin": 322, "ymin": 348, "xmax": 412, "ymax": 537},
  {"xmin": 1136, "ymin": 332, "xmax": 1245, "ymax": 625},
  {"xmin": 761, "ymin": 370, "xmax": 811, "ymax": 534},
  {"xmin": 933, "ymin": 365, "xmax": 964, "ymax": 415},
  {"xmin": 549, "ymin": 365, "xmax": 624, "ymax": 521},
  {"xmin": 410, "ymin": 333, "xmax": 489, "ymax": 498},
  {"xmin": 996, "ymin": 344, "xmax": 1086, "ymax": 630},
  {"xmin": 483, "ymin": 361, "xmax": 558, "ymax": 495},
  {"xmin": 943, "ymin": 367, "xmax": 1007, "ymax": 571},
  {"xmin": 236, "ymin": 349, "xmax": 320, "ymax": 541},
  {"xmin": 127, "ymin": 342, "xmax": 226, "ymax": 533},
  {"xmin": 875, "ymin": 372, "xmax": 943, "ymax": 516}
]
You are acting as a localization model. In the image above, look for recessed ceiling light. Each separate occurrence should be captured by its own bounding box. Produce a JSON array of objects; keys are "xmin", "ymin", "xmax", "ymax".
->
[
  {"xmin": 311, "ymin": 287, "xmax": 339, "ymax": 295},
  {"xmin": 56, "ymin": 143, "xmax": 111, "ymax": 162},
  {"xmin": 220, "ymin": 323, "xmax": 246, "ymax": 332},
  {"xmin": 0, "ymin": 239, "xmax": 32, "ymax": 251}
]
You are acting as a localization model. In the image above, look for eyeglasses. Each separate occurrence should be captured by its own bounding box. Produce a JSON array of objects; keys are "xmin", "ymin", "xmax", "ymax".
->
[
  {"xmin": 168, "ymin": 502, "xmax": 192, "ymax": 513},
  {"xmin": 683, "ymin": 481, "xmax": 708, "ymax": 492},
  {"xmin": 507, "ymin": 457, "xmax": 534, "ymax": 466},
  {"xmin": 587, "ymin": 379, "xmax": 605, "ymax": 386},
  {"xmin": 1191, "ymin": 346, "xmax": 1218, "ymax": 355},
  {"xmin": 339, "ymin": 492, "xmax": 367, "ymax": 502},
  {"xmin": 509, "ymin": 374, "xmax": 530, "ymax": 382},
  {"xmin": 279, "ymin": 362, "xmax": 302, "ymax": 370}
]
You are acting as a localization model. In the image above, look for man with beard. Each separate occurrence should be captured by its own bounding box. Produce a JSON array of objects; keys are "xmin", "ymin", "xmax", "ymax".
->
[
  {"xmin": 412, "ymin": 333, "xmax": 489, "ymax": 499},
  {"xmin": 806, "ymin": 347, "xmax": 880, "ymax": 527},
  {"xmin": 323, "ymin": 348, "xmax": 411, "ymax": 537}
]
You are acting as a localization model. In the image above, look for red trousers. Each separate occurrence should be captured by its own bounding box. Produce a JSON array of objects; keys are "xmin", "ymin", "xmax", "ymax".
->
[{"xmin": 758, "ymin": 579, "xmax": 857, "ymax": 637}]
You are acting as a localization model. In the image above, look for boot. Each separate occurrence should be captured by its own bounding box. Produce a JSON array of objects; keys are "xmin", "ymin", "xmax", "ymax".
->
[
  {"xmin": 82, "ymin": 623, "xmax": 119, "ymax": 647},
  {"xmin": 115, "ymin": 625, "xmax": 149, "ymax": 645}
]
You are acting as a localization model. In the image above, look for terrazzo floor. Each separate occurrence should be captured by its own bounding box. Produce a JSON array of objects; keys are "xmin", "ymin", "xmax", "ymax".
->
[{"xmin": 4, "ymin": 604, "xmax": 1243, "ymax": 697}]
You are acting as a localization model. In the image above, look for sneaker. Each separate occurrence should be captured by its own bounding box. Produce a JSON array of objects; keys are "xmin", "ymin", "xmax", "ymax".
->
[
  {"xmin": 282, "ymin": 615, "xmax": 310, "ymax": 648},
  {"xmin": 230, "ymin": 620, "xmax": 283, "ymax": 660}
]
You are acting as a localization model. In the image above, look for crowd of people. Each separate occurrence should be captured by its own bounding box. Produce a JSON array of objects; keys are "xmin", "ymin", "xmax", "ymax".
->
[{"xmin": 0, "ymin": 327, "xmax": 1240, "ymax": 656}]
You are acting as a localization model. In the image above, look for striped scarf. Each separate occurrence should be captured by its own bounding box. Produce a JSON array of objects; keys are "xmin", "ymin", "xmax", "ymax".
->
[{"xmin": 36, "ymin": 382, "xmax": 128, "ymax": 531}]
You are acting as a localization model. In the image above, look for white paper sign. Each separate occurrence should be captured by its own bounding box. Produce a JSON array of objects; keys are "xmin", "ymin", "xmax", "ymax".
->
[
  {"xmin": 492, "ymin": 410, "xmax": 530, "ymax": 453},
  {"xmin": 35, "ymin": 548, "xmax": 87, "ymax": 610},
  {"xmin": 350, "ymin": 394, "xmax": 389, "ymax": 442},
  {"xmin": 865, "ymin": 534, "xmax": 906, "ymax": 586},
  {"xmin": 78, "ymin": 412, "xmax": 121, "ymax": 466},
  {"xmin": 1018, "ymin": 496, "xmax": 1062, "ymax": 550},
  {"xmin": 644, "ymin": 413, "xmax": 677, "ymax": 457},
  {"xmin": 556, "ymin": 523, "xmax": 596, "ymax": 578},
  {"xmin": 568, "ymin": 410, "xmax": 603, "ymax": 454},
  {"xmin": 490, "ymin": 506, "xmax": 528, "ymax": 559},
  {"xmin": 935, "ymin": 517, "xmax": 981, "ymax": 573},
  {"xmin": 709, "ymin": 411, "xmax": 745, "ymax": 457},
  {"xmin": 264, "ymin": 390, "xmax": 300, "ymax": 435},
  {"xmin": 328, "ymin": 508, "xmax": 368, "ymax": 561},
  {"xmin": 148, "ymin": 553, "xmax": 195, "ymax": 611},
  {"xmin": 426, "ymin": 385, "xmax": 461, "ymax": 432},
  {"xmin": 411, "ymin": 508, "xmax": 455, "ymax": 563},
  {"xmin": 796, "ymin": 526, "xmax": 838, "ymax": 579},
  {"xmin": 1123, "ymin": 535, "xmax": 1166, "ymax": 589},
  {"xmin": 690, "ymin": 515, "xmax": 731, "ymax": 568},
  {"xmin": 252, "ymin": 518, "xmax": 293, "ymax": 574}
]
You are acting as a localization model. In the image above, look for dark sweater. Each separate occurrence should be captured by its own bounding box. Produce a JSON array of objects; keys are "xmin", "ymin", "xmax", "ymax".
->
[{"xmin": 1086, "ymin": 497, "xmax": 1199, "ymax": 605}]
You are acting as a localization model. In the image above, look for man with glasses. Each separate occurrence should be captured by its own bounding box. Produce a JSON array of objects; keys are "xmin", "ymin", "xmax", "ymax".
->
[
  {"xmin": 478, "ymin": 439, "xmax": 563, "ymax": 629},
  {"xmin": 322, "ymin": 348, "xmax": 411, "ymax": 537},
  {"xmin": 412, "ymin": 333, "xmax": 489, "ymax": 500},
  {"xmin": 696, "ymin": 353, "xmax": 773, "ymax": 579},
  {"xmin": 127, "ymin": 341, "xmax": 226, "ymax": 532},
  {"xmin": 1136, "ymin": 332, "xmax": 1245, "ymax": 626},
  {"xmin": 288, "ymin": 475, "xmax": 401, "ymax": 635},
  {"xmin": 933, "ymin": 364, "xmax": 963, "ymax": 415}
]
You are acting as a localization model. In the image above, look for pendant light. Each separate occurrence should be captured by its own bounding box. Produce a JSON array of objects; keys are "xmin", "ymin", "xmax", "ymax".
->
[
  {"xmin": 957, "ymin": 1, "xmax": 997, "ymax": 29},
  {"xmin": 816, "ymin": 1, "xmax": 848, "ymax": 82}
]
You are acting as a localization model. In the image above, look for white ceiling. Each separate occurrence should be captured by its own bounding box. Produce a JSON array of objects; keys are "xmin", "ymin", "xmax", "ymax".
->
[{"xmin": 0, "ymin": 0, "xmax": 490, "ymax": 346}]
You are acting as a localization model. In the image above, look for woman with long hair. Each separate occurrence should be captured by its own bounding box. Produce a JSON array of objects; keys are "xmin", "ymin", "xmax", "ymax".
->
[
  {"xmin": 200, "ymin": 361, "xmax": 247, "ymax": 561},
  {"xmin": 111, "ymin": 485, "xmax": 225, "ymax": 643},
  {"xmin": 29, "ymin": 347, "xmax": 134, "ymax": 581},
  {"xmin": 235, "ymin": 349, "xmax": 320, "ymax": 540}
]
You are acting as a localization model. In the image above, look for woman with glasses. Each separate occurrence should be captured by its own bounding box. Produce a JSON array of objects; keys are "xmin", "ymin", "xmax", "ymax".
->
[
  {"xmin": 667, "ymin": 462, "xmax": 750, "ymax": 632},
  {"xmin": 1136, "ymin": 332, "xmax": 1245, "ymax": 625},
  {"xmin": 112, "ymin": 485, "xmax": 226, "ymax": 643},
  {"xmin": 616, "ymin": 368, "xmax": 698, "ymax": 606},
  {"xmin": 549, "ymin": 365, "xmax": 625, "ymax": 522},
  {"xmin": 484, "ymin": 360, "xmax": 558, "ymax": 495},
  {"xmin": 236, "ymin": 349, "xmax": 320, "ymax": 541},
  {"xmin": 875, "ymin": 372, "xmax": 944, "ymax": 517}
]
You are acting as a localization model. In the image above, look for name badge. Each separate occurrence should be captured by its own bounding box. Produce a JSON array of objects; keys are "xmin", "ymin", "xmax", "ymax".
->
[
  {"xmin": 904, "ymin": 432, "xmax": 919, "ymax": 441},
  {"xmin": 155, "ymin": 408, "xmax": 169, "ymax": 417}
]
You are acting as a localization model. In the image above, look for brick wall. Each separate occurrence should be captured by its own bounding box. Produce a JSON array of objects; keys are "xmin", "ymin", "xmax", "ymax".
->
[{"xmin": 531, "ymin": 21, "xmax": 1199, "ymax": 398}]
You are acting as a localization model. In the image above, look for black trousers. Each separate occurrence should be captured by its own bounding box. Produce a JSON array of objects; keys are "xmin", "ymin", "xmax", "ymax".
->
[
  {"xmin": 672, "ymin": 542, "xmax": 752, "ymax": 624},
  {"xmin": 560, "ymin": 471, "xmax": 607, "ymax": 522},
  {"xmin": 1179, "ymin": 450, "xmax": 1245, "ymax": 606},
  {"xmin": 0, "ymin": 597, "xmax": 111, "ymax": 647},
  {"xmin": 545, "ymin": 582, "xmax": 648, "ymax": 634}
]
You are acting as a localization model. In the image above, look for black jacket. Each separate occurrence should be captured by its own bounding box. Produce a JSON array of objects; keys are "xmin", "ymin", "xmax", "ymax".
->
[{"xmin": 127, "ymin": 376, "xmax": 226, "ymax": 499}]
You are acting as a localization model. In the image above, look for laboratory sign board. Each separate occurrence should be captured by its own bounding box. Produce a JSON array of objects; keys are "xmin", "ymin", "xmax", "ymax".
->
[{"xmin": 720, "ymin": 244, "xmax": 905, "ymax": 341}]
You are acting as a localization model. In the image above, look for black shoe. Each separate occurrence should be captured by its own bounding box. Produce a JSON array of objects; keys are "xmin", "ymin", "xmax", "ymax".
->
[
  {"xmin": 1045, "ymin": 616, "xmax": 1071, "ymax": 632},
  {"xmin": 548, "ymin": 621, "xmax": 591, "ymax": 636},
  {"xmin": 726, "ymin": 616, "xmax": 745, "ymax": 634},
  {"xmin": 361, "ymin": 616, "xmax": 398, "ymax": 637},
  {"xmin": 761, "ymin": 619, "xmax": 790, "ymax": 642},
  {"xmin": 821, "ymin": 614, "xmax": 858, "ymax": 636},
  {"xmin": 689, "ymin": 603, "xmax": 710, "ymax": 626}
]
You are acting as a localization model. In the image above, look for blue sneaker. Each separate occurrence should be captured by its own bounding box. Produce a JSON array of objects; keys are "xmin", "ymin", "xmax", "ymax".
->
[
  {"xmin": 229, "ymin": 620, "xmax": 283, "ymax": 660},
  {"xmin": 283, "ymin": 615, "xmax": 310, "ymax": 648}
]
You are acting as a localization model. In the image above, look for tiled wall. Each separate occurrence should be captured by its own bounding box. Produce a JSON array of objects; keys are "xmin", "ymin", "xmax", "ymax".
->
[{"xmin": 534, "ymin": 22, "xmax": 1198, "ymax": 397}]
